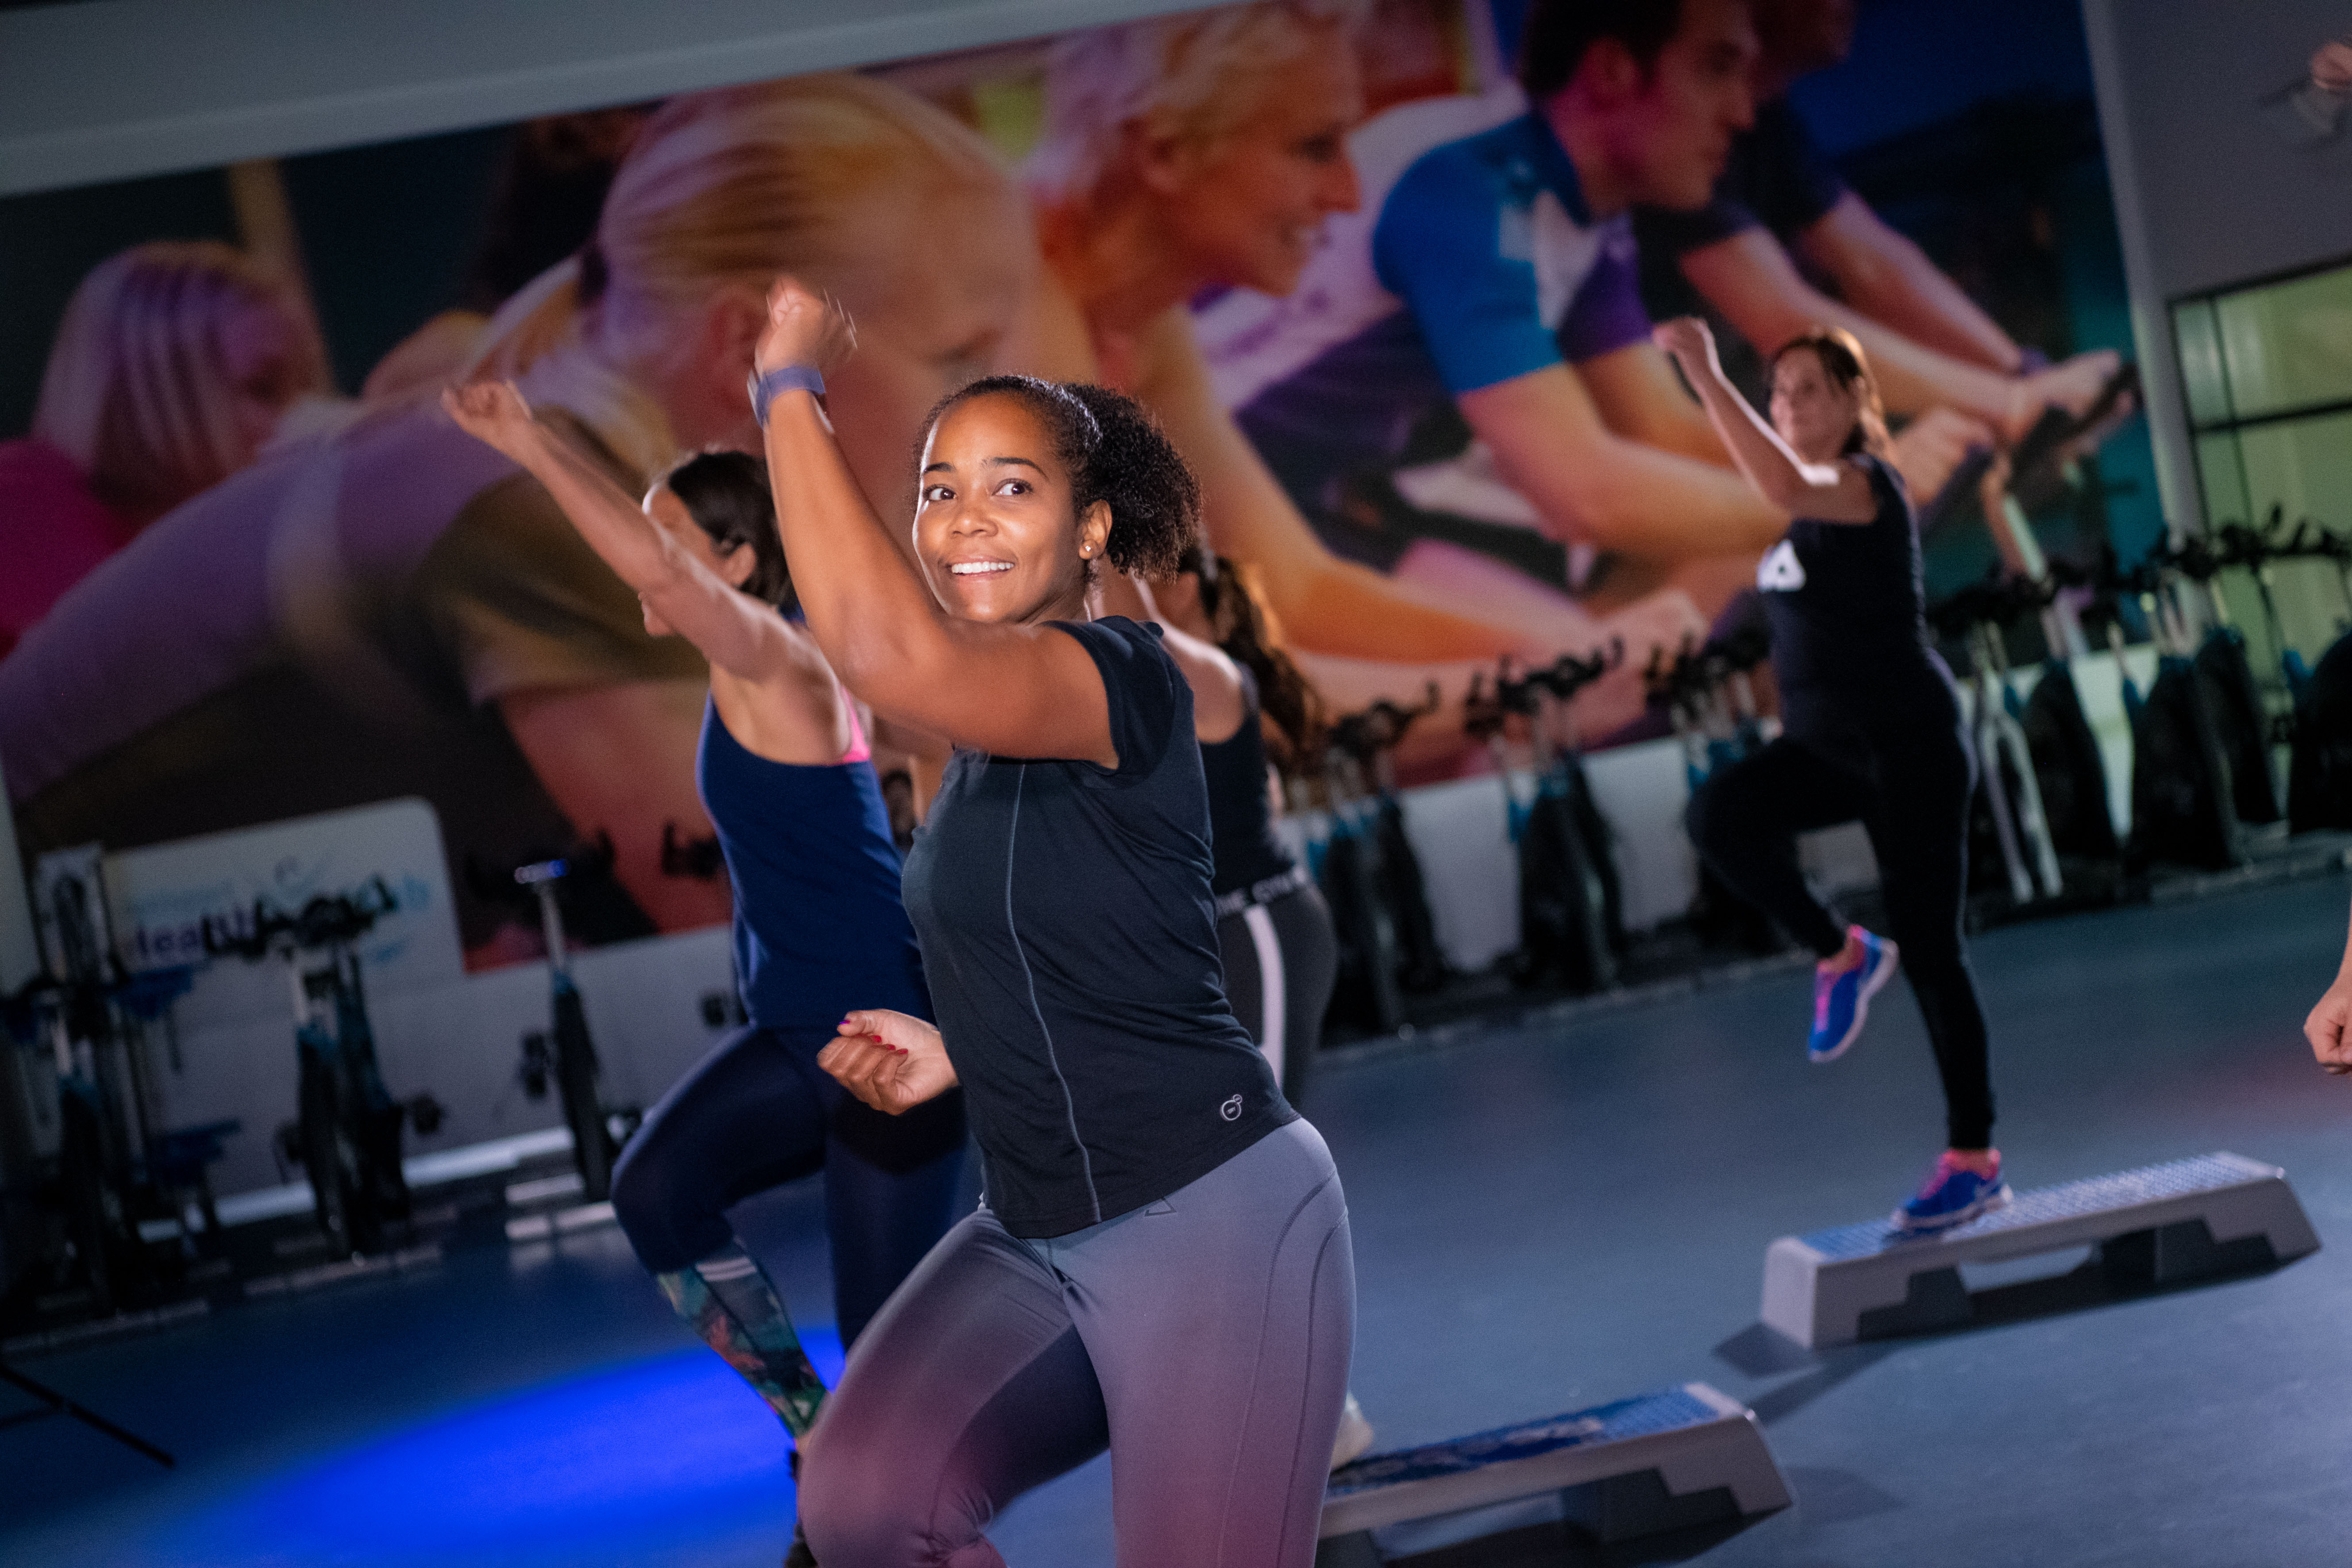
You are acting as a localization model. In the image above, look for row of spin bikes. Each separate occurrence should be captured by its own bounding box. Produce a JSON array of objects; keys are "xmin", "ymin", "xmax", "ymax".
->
[
  {"xmin": 0, "ymin": 830, "xmax": 731, "ymax": 1317},
  {"xmin": 16, "ymin": 508, "xmax": 2352, "ymax": 1297},
  {"xmin": 1305, "ymin": 507, "xmax": 2352, "ymax": 1037}
]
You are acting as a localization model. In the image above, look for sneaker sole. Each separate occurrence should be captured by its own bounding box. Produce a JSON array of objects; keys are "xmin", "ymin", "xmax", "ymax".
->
[
  {"xmin": 1810, "ymin": 939, "xmax": 1902, "ymax": 1063},
  {"xmin": 1330, "ymin": 1394, "xmax": 1376, "ymax": 1470},
  {"xmin": 1891, "ymin": 1180, "xmax": 2012, "ymax": 1234}
]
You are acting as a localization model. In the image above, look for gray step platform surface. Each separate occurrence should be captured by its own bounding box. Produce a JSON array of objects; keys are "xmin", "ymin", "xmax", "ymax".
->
[
  {"xmin": 1762, "ymin": 1151, "xmax": 2321, "ymax": 1349},
  {"xmin": 1317, "ymin": 1381, "xmax": 1788, "ymax": 1563}
]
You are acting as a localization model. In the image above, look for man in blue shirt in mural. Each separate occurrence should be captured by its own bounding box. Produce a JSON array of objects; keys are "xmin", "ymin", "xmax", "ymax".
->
[
  {"xmin": 1201, "ymin": 0, "xmax": 1796, "ymax": 620},
  {"xmin": 1635, "ymin": 0, "xmax": 2124, "ymax": 462}
]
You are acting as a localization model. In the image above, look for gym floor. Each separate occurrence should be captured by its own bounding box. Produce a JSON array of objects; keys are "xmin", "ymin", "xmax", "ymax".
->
[{"xmin": 5, "ymin": 873, "xmax": 2350, "ymax": 1567}]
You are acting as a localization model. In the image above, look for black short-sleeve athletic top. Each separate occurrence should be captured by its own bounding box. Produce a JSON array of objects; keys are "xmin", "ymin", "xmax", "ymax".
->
[
  {"xmin": 1758, "ymin": 452, "xmax": 1959, "ymax": 763},
  {"xmin": 1199, "ymin": 666, "xmax": 1297, "ymax": 900},
  {"xmin": 900, "ymin": 616, "xmax": 1294, "ymax": 1238}
]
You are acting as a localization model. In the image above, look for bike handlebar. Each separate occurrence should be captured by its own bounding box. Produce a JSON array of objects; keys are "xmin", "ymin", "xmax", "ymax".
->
[
  {"xmin": 1326, "ymin": 682, "xmax": 1443, "ymax": 764},
  {"xmin": 202, "ymin": 877, "xmax": 397, "ymax": 963},
  {"xmin": 464, "ymin": 833, "xmax": 616, "ymax": 907},
  {"xmin": 1641, "ymin": 627, "xmax": 1769, "ymax": 712}
]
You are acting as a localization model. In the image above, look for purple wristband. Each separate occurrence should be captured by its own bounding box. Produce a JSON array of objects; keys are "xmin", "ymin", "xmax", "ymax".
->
[{"xmin": 748, "ymin": 364, "xmax": 826, "ymax": 426}]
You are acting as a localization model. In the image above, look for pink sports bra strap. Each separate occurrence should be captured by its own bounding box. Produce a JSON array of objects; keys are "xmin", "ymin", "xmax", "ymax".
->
[{"xmin": 839, "ymin": 689, "xmax": 871, "ymax": 765}]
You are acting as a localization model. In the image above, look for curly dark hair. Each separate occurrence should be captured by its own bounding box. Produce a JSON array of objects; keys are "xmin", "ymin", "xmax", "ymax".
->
[
  {"xmin": 923, "ymin": 375, "xmax": 1199, "ymax": 581},
  {"xmin": 661, "ymin": 448, "xmax": 795, "ymax": 609}
]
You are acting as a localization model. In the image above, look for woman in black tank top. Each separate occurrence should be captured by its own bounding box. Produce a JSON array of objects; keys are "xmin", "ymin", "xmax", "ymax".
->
[
  {"xmin": 1097, "ymin": 546, "xmax": 1338, "ymax": 1108},
  {"xmin": 1654, "ymin": 317, "xmax": 2008, "ymax": 1237},
  {"xmin": 1098, "ymin": 546, "xmax": 1374, "ymax": 1470},
  {"xmin": 752, "ymin": 283, "xmax": 1352, "ymax": 1567}
]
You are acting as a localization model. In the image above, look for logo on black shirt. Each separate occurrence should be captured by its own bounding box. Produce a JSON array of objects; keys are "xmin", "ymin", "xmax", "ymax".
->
[
  {"xmin": 1220, "ymin": 1094, "xmax": 1243, "ymax": 1122},
  {"xmin": 1758, "ymin": 540, "xmax": 1806, "ymax": 591}
]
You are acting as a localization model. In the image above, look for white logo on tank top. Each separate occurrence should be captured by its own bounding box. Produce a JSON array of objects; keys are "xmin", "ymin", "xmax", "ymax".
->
[
  {"xmin": 1758, "ymin": 540, "xmax": 1806, "ymax": 592},
  {"xmin": 1220, "ymin": 1094, "xmax": 1244, "ymax": 1122}
]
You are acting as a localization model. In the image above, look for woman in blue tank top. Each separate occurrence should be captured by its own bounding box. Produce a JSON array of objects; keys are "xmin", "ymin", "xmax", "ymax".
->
[
  {"xmin": 751, "ymin": 283, "xmax": 1353, "ymax": 1568},
  {"xmin": 1653, "ymin": 316, "xmax": 2006, "ymax": 1237},
  {"xmin": 443, "ymin": 385, "xmax": 964, "ymax": 1564}
]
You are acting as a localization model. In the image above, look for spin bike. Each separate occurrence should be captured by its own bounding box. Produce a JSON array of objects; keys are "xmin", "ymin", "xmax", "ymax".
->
[
  {"xmin": 2259, "ymin": 518, "xmax": 2352, "ymax": 829},
  {"xmin": 2098, "ymin": 538, "xmax": 2277, "ymax": 869},
  {"xmin": 204, "ymin": 879, "xmax": 418, "ymax": 1256},
  {"xmin": 1928, "ymin": 578, "xmax": 2069, "ymax": 906},
  {"xmin": 1643, "ymin": 627, "xmax": 1784, "ymax": 954},
  {"xmin": 6, "ymin": 863, "xmax": 145, "ymax": 1318},
  {"xmin": 1644, "ymin": 625, "xmax": 1772, "ymax": 787},
  {"xmin": 2149, "ymin": 530, "xmax": 2283, "ymax": 829},
  {"xmin": 1330, "ymin": 686, "xmax": 1448, "ymax": 994},
  {"xmin": 1468, "ymin": 643, "xmax": 1624, "ymax": 994},
  {"xmin": 1313, "ymin": 686, "xmax": 1441, "ymax": 1034},
  {"xmin": 471, "ymin": 840, "xmax": 629, "ymax": 1202}
]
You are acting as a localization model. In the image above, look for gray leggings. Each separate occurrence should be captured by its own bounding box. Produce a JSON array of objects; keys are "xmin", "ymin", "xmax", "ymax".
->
[{"xmin": 799, "ymin": 1119, "xmax": 1354, "ymax": 1567}]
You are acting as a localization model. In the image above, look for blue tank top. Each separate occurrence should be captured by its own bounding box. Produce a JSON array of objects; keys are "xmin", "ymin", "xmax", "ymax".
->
[{"xmin": 696, "ymin": 697, "xmax": 930, "ymax": 1030}]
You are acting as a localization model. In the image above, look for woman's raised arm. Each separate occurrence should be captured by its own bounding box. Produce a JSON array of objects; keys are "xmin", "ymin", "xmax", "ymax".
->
[
  {"xmin": 441, "ymin": 381, "xmax": 808, "ymax": 681},
  {"xmin": 756, "ymin": 282, "xmax": 1128, "ymax": 766},
  {"xmin": 1649, "ymin": 318, "xmax": 1877, "ymax": 526}
]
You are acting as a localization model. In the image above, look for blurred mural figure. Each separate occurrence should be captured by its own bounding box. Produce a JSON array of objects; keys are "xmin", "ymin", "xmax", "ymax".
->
[
  {"xmin": 362, "ymin": 108, "xmax": 657, "ymax": 404},
  {"xmin": 1193, "ymin": 0, "xmax": 1798, "ymax": 636},
  {"xmin": 0, "ymin": 241, "xmax": 331, "ymax": 654},
  {"xmin": 0, "ymin": 76, "xmax": 1033, "ymax": 965},
  {"xmin": 1633, "ymin": 0, "xmax": 2128, "ymax": 468},
  {"xmin": 1023, "ymin": 0, "xmax": 1707, "ymax": 766}
]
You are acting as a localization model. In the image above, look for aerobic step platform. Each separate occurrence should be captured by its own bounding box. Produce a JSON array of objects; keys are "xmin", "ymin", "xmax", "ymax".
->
[
  {"xmin": 1316, "ymin": 1382, "xmax": 1788, "ymax": 1564},
  {"xmin": 1761, "ymin": 1151, "xmax": 2320, "ymax": 1349}
]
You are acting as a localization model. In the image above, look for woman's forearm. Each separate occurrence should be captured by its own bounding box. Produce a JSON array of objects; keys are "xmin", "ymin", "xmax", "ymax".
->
[
  {"xmin": 1685, "ymin": 358, "xmax": 1813, "ymax": 507},
  {"xmin": 761, "ymin": 392, "xmax": 957, "ymax": 706},
  {"xmin": 516, "ymin": 420, "xmax": 692, "ymax": 593}
]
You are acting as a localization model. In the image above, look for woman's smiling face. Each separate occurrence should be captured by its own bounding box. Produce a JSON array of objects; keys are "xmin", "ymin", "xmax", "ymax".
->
[
  {"xmin": 1148, "ymin": 42, "xmax": 1363, "ymax": 298},
  {"xmin": 913, "ymin": 392, "xmax": 1109, "ymax": 626}
]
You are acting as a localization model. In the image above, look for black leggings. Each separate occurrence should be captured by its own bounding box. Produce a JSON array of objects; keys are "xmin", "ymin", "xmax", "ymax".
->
[
  {"xmin": 1684, "ymin": 724, "xmax": 1995, "ymax": 1148},
  {"xmin": 1216, "ymin": 883, "xmax": 1340, "ymax": 1108},
  {"xmin": 610, "ymin": 1023, "xmax": 966, "ymax": 1348}
]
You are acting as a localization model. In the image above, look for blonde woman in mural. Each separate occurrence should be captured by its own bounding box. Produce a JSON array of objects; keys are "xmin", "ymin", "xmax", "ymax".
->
[
  {"xmin": 0, "ymin": 240, "xmax": 330, "ymax": 654},
  {"xmin": 2, "ymin": 74, "xmax": 1031, "ymax": 953},
  {"xmin": 1021, "ymin": 0, "xmax": 1706, "ymax": 767}
]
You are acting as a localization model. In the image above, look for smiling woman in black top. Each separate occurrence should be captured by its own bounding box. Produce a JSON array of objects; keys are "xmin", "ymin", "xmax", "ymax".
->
[{"xmin": 751, "ymin": 283, "xmax": 1352, "ymax": 1568}]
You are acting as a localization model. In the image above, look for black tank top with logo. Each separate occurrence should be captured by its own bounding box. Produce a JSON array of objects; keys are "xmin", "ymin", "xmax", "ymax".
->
[
  {"xmin": 1755, "ymin": 452, "xmax": 1957, "ymax": 760},
  {"xmin": 1198, "ymin": 666, "xmax": 1297, "ymax": 898}
]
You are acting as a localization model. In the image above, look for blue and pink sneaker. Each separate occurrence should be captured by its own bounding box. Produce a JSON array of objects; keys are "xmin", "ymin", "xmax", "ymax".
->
[
  {"xmin": 1894, "ymin": 1150, "xmax": 2012, "ymax": 1233},
  {"xmin": 1809, "ymin": 925, "xmax": 1899, "ymax": 1063}
]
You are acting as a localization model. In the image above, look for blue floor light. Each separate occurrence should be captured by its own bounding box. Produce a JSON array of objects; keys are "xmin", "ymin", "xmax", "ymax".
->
[{"xmin": 162, "ymin": 1330, "xmax": 843, "ymax": 1567}]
